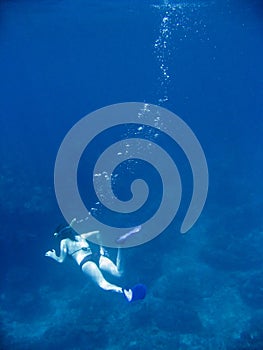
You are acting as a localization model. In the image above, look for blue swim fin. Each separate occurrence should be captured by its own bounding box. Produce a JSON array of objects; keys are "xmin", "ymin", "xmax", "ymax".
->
[{"xmin": 123, "ymin": 284, "xmax": 147, "ymax": 302}]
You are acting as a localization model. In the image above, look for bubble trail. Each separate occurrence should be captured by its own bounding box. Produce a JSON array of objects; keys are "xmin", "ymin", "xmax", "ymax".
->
[
  {"xmin": 54, "ymin": 102, "xmax": 209, "ymax": 248},
  {"xmin": 153, "ymin": 0, "xmax": 214, "ymax": 105}
]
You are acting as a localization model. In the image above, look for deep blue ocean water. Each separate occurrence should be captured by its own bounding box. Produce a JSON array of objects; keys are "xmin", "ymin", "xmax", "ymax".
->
[{"xmin": 0, "ymin": 0, "xmax": 263, "ymax": 349}]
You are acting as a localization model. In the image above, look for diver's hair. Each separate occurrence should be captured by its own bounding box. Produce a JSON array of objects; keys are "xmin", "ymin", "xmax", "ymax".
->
[{"xmin": 54, "ymin": 224, "xmax": 77, "ymax": 241}]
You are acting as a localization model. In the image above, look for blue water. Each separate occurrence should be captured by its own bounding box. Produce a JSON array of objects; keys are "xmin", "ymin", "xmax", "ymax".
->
[{"xmin": 0, "ymin": 0, "xmax": 263, "ymax": 349}]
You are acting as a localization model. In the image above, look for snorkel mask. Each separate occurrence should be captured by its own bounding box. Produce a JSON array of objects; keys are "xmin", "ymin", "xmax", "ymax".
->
[{"xmin": 54, "ymin": 224, "xmax": 71, "ymax": 238}]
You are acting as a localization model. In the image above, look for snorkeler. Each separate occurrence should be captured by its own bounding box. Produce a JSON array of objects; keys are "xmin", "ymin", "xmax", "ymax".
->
[{"xmin": 45, "ymin": 221, "xmax": 146, "ymax": 302}]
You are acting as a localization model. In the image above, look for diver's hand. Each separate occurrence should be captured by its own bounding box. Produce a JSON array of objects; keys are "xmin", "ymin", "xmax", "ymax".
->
[{"xmin": 45, "ymin": 249, "xmax": 57, "ymax": 259}]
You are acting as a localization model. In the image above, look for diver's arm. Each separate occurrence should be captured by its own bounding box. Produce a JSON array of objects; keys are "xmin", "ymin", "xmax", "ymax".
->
[
  {"xmin": 116, "ymin": 248, "xmax": 122, "ymax": 272},
  {"xmin": 45, "ymin": 240, "xmax": 67, "ymax": 263},
  {"xmin": 80, "ymin": 230, "xmax": 100, "ymax": 240},
  {"xmin": 70, "ymin": 217, "xmax": 99, "ymax": 240}
]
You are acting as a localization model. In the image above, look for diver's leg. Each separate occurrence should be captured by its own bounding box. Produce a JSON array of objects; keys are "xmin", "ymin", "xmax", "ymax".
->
[
  {"xmin": 99, "ymin": 253, "xmax": 123, "ymax": 277},
  {"xmin": 100, "ymin": 247, "xmax": 122, "ymax": 270},
  {"xmin": 82, "ymin": 261, "xmax": 122, "ymax": 293}
]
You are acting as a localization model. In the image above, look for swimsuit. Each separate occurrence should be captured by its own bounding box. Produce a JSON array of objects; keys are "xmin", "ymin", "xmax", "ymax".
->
[
  {"xmin": 79, "ymin": 252, "xmax": 100, "ymax": 270},
  {"xmin": 69, "ymin": 246, "xmax": 100, "ymax": 270},
  {"xmin": 71, "ymin": 247, "xmax": 89, "ymax": 256}
]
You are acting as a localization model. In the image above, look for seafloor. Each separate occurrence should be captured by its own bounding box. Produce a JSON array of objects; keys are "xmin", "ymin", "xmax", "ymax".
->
[{"xmin": 1, "ymin": 163, "xmax": 262, "ymax": 350}]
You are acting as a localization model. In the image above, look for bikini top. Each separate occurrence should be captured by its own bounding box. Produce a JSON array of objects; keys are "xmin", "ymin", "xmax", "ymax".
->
[
  {"xmin": 70, "ymin": 246, "xmax": 91, "ymax": 256},
  {"xmin": 67, "ymin": 238, "xmax": 92, "ymax": 256}
]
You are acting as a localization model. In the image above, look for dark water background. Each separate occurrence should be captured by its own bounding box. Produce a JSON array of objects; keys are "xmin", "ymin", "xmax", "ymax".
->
[{"xmin": 0, "ymin": 0, "xmax": 262, "ymax": 349}]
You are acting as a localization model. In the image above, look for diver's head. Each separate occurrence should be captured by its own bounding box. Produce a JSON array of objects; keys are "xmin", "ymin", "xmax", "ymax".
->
[{"xmin": 54, "ymin": 224, "xmax": 77, "ymax": 241}]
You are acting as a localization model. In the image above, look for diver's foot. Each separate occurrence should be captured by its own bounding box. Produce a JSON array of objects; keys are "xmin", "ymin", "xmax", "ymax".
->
[
  {"xmin": 122, "ymin": 284, "xmax": 147, "ymax": 302},
  {"xmin": 122, "ymin": 288, "xmax": 133, "ymax": 302}
]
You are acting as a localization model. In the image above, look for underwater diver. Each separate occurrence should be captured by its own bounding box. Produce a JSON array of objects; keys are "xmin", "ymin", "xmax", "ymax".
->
[{"xmin": 45, "ymin": 220, "xmax": 146, "ymax": 302}]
